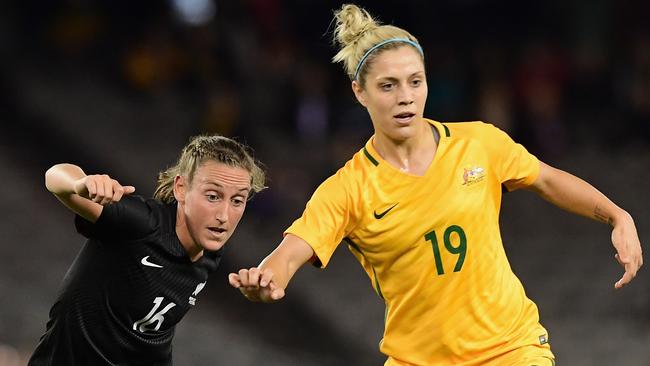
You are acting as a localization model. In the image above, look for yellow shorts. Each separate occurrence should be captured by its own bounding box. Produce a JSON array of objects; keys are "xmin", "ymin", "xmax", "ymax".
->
[
  {"xmin": 509, "ymin": 356, "xmax": 555, "ymax": 366},
  {"xmin": 384, "ymin": 345, "xmax": 555, "ymax": 366}
]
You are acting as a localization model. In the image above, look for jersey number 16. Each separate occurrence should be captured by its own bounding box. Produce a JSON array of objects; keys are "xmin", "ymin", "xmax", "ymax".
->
[{"xmin": 133, "ymin": 297, "xmax": 177, "ymax": 333}]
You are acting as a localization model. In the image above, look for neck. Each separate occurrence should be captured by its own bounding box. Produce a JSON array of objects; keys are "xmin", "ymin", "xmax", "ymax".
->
[
  {"xmin": 373, "ymin": 119, "xmax": 437, "ymax": 175},
  {"xmin": 175, "ymin": 205, "xmax": 204, "ymax": 262}
]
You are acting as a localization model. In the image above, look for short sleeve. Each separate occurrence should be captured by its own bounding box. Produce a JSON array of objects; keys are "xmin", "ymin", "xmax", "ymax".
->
[
  {"xmin": 75, "ymin": 195, "xmax": 157, "ymax": 242},
  {"xmin": 481, "ymin": 123, "xmax": 540, "ymax": 191},
  {"xmin": 284, "ymin": 171, "xmax": 356, "ymax": 268}
]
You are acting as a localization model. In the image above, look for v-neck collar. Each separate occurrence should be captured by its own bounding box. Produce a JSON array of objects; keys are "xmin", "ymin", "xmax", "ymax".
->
[{"xmin": 363, "ymin": 119, "xmax": 449, "ymax": 180}]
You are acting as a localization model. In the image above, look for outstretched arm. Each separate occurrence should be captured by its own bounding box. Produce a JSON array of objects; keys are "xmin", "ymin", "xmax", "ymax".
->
[
  {"xmin": 228, "ymin": 234, "xmax": 315, "ymax": 303},
  {"xmin": 526, "ymin": 161, "xmax": 643, "ymax": 289},
  {"xmin": 45, "ymin": 163, "xmax": 135, "ymax": 223}
]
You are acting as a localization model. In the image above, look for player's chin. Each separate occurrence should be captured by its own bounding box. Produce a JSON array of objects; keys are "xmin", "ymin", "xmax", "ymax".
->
[
  {"xmin": 202, "ymin": 234, "xmax": 230, "ymax": 251},
  {"xmin": 201, "ymin": 240, "xmax": 226, "ymax": 251}
]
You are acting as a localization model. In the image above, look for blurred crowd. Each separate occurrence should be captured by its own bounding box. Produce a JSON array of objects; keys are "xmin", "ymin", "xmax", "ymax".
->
[
  {"xmin": 12, "ymin": 1, "xmax": 650, "ymax": 149},
  {"xmin": 7, "ymin": 0, "xmax": 647, "ymax": 217}
]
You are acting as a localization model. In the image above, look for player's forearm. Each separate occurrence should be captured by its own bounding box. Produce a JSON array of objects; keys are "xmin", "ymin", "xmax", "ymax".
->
[
  {"xmin": 45, "ymin": 163, "xmax": 86, "ymax": 196},
  {"xmin": 529, "ymin": 162, "xmax": 630, "ymax": 227},
  {"xmin": 254, "ymin": 235, "xmax": 313, "ymax": 302}
]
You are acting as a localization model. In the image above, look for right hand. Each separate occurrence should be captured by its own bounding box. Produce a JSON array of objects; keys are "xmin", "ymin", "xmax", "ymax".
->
[
  {"xmin": 73, "ymin": 174, "xmax": 135, "ymax": 205},
  {"xmin": 611, "ymin": 213, "xmax": 643, "ymax": 289},
  {"xmin": 228, "ymin": 267, "xmax": 285, "ymax": 303}
]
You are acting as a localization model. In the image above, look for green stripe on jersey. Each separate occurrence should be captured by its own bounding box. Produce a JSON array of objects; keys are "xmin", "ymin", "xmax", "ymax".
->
[{"xmin": 363, "ymin": 147, "xmax": 379, "ymax": 166}]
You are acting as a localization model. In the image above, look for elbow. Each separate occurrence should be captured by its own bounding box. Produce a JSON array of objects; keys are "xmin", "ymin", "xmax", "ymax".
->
[
  {"xmin": 44, "ymin": 165, "xmax": 58, "ymax": 193},
  {"xmin": 45, "ymin": 163, "xmax": 81, "ymax": 195},
  {"xmin": 528, "ymin": 161, "xmax": 558, "ymax": 197}
]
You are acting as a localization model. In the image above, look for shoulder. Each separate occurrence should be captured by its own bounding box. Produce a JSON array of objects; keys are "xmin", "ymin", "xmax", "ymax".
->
[
  {"xmin": 78, "ymin": 195, "xmax": 169, "ymax": 240},
  {"xmin": 437, "ymin": 120, "xmax": 504, "ymax": 140},
  {"xmin": 119, "ymin": 196, "xmax": 177, "ymax": 239},
  {"xmin": 307, "ymin": 146, "xmax": 372, "ymax": 209},
  {"xmin": 436, "ymin": 120, "xmax": 517, "ymax": 152},
  {"xmin": 140, "ymin": 197, "xmax": 176, "ymax": 234},
  {"xmin": 323, "ymin": 145, "xmax": 374, "ymax": 190},
  {"xmin": 105, "ymin": 195, "xmax": 160, "ymax": 220}
]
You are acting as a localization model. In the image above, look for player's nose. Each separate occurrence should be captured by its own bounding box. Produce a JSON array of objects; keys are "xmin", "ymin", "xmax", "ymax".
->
[{"xmin": 213, "ymin": 202, "xmax": 229, "ymax": 224}]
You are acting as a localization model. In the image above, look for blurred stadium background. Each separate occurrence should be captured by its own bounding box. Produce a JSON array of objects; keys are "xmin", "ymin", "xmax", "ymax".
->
[{"xmin": 0, "ymin": 0, "xmax": 648, "ymax": 365}]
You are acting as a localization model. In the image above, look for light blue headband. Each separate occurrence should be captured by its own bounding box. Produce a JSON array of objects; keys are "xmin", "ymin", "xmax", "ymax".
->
[{"xmin": 353, "ymin": 38, "xmax": 424, "ymax": 81}]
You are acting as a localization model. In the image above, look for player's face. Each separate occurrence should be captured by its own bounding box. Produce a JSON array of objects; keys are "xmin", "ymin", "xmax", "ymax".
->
[
  {"xmin": 175, "ymin": 160, "xmax": 251, "ymax": 257},
  {"xmin": 352, "ymin": 46, "xmax": 427, "ymax": 142}
]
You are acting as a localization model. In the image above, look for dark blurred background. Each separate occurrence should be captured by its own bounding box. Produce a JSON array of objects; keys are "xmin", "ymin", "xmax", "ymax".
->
[{"xmin": 0, "ymin": 0, "xmax": 648, "ymax": 365}]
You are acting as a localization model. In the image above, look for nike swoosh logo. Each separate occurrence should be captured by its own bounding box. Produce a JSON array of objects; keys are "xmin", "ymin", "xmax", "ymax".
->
[
  {"xmin": 373, "ymin": 203, "xmax": 398, "ymax": 219},
  {"xmin": 141, "ymin": 256, "xmax": 163, "ymax": 268}
]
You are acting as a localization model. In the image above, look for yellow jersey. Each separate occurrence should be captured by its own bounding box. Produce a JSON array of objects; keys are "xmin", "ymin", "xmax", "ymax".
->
[{"xmin": 285, "ymin": 119, "xmax": 554, "ymax": 365}]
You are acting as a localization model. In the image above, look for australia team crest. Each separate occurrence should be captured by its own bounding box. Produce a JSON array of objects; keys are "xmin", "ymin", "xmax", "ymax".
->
[{"xmin": 462, "ymin": 166, "xmax": 485, "ymax": 186}]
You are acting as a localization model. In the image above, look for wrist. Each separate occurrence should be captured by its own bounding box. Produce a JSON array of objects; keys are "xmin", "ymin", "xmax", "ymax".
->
[{"xmin": 611, "ymin": 209, "xmax": 633, "ymax": 228}]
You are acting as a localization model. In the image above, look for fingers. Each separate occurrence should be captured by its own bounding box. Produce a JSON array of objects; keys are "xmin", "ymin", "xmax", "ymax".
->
[
  {"xmin": 270, "ymin": 287, "xmax": 285, "ymax": 301},
  {"xmin": 112, "ymin": 185, "xmax": 124, "ymax": 203},
  {"xmin": 260, "ymin": 269, "xmax": 274, "ymax": 287},
  {"xmin": 614, "ymin": 253, "xmax": 625, "ymax": 267},
  {"xmin": 82, "ymin": 175, "xmax": 134, "ymax": 205},
  {"xmin": 228, "ymin": 273, "xmax": 241, "ymax": 288},
  {"xmin": 231, "ymin": 267, "xmax": 283, "ymax": 302},
  {"xmin": 615, "ymin": 266, "xmax": 636, "ymax": 289},
  {"xmin": 112, "ymin": 182, "xmax": 136, "ymax": 202},
  {"xmin": 85, "ymin": 175, "xmax": 108, "ymax": 203},
  {"xmin": 611, "ymin": 220, "xmax": 643, "ymax": 289},
  {"xmin": 614, "ymin": 254, "xmax": 640, "ymax": 289},
  {"xmin": 111, "ymin": 180, "xmax": 128, "ymax": 203},
  {"xmin": 238, "ymin": 268, "xmax": 262, "ymax": 289},
  {"xmin": 84, "ymin": 177, "xmax": 96, "ymax": 200},
  {"xmin": 98, "ymin": 177, "xmax": 111, "ymax": 205}
]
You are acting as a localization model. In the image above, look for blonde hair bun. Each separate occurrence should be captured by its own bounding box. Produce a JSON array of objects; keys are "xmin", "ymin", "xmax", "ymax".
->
[{"xmin": 331, "ymin": 4, "xmax": 421, "ymax": 83}]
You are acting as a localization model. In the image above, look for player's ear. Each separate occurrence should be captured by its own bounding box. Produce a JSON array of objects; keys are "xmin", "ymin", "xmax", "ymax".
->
[
  {"xmin": 351, "ymin": 80, "xmax": 367, "ymax": 107},
  {"xmin": 173, "ymin": 175, "xmax": 186, "ymax": 202}
]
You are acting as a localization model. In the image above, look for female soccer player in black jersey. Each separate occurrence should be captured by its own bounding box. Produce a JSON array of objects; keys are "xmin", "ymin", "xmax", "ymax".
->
[{"xmin": 29, "ymin": 135, "xmax": 265, "ymax": 365}]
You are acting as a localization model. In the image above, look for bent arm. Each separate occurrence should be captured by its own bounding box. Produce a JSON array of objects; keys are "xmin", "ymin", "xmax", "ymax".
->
[
  {"xmin": 46, "ymin": 163, "xmax": 103, "ymax": 222},
  {"xmin": 259, "ymin": 234, "xmax": 315, "ymax": 290},
  {"xmin": 527, "ymin": 162, "xmax": 628, "ymax": 224},
  {"xmin": 526, "ymin": 161, "xmax": 643, "ymax": 288},
  {"xmin": 45, "ymin": 163, "xmax": 135, "ymax": 223}
]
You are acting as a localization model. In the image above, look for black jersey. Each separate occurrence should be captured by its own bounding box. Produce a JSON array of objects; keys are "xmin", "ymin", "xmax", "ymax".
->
[{"xmin": 29, "ymin": 195, "xmax": 221, "ymax": 366}]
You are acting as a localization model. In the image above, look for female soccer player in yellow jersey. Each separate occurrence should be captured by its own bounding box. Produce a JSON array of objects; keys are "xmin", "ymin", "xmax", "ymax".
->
[{"xmin": 229, "ymin": 4, "xmax": 643, "ymax": 366}]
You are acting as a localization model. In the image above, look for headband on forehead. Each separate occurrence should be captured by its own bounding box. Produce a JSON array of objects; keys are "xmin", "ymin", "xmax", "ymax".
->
[{"xmin": 353, "ymin": 38, "xmax": 424, "ymax": 81}]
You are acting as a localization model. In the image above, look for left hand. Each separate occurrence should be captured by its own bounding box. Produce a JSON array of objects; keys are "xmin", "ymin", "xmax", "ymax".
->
[
  {"xmin": 73, "ymin": 174, "xmax": 135, "ymax": 206},
  {"xmin": 611, "ymin": 213, "xmax": 643, "ymax": 289}
]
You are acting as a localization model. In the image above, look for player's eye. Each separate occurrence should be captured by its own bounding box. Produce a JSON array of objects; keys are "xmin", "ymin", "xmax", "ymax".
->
[
  {"xmin": 232, "ymin": 198, "xmax": 245, "ymax": 207},
  {"xmin": 411, "ymin": 79, "xmax": 422, "ymax": 87},
  {"xmin": 207, "ymin": 194, "xmax": 219, "ymax": 202},
  {"xmin": 381, "ymin": 83, "xmax": 393, "ymax": 91}
]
